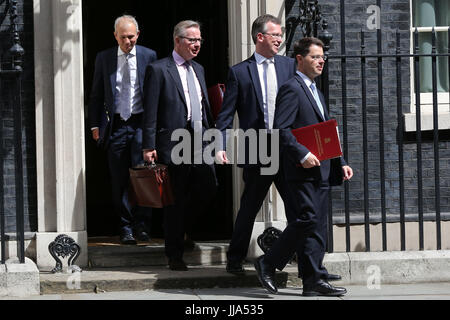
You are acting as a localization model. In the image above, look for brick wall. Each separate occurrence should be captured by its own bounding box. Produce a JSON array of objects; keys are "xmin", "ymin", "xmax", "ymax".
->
[
  {"xmin": 0, "ymin": 0, "xmax": 37, "ymax": 233},
  {"xmin": 286, "ymin": 0, "xmax": 450, "ymax": 224}
]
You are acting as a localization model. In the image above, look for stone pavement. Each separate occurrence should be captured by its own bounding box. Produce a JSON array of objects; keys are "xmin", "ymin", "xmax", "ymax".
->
[
  {"xmin": 2, "ymin": 282, "xmax": 450, "ymax": 300},
  {"xmin": 35, "ymin": 250, "xmax": 450, "ymax": 296},
  {"xmin": 2, "ymin": 249, "xmax": 450, "ymax": 301}
]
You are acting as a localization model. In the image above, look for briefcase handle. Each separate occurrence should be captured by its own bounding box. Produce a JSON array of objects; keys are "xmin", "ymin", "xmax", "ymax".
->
[
  {"xmin": 144, "ymin": 161, "xmax": 156, "ymax": 168},
  {"xmin": 142, "ymin": 161, "xmax": 167, "ymax": 185}
]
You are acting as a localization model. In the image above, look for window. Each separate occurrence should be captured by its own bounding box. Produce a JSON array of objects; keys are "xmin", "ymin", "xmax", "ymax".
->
[{"xmin": 406, "ymin": 0, "xmax": 450, "ymax": 131}]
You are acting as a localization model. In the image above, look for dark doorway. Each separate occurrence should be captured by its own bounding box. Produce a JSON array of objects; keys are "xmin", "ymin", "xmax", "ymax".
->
[{"xmin": 82, "ymin": 0, "xmax": 233, "ymax": 241}]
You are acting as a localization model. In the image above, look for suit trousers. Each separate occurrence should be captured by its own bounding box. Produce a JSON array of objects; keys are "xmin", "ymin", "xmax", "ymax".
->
[
  {"xmin": 164, "ymin": 162, "xmax": 217, "ymax": 260},
  {"xmin": 227, "ymin": 166, "xmax": 291, "ymax": 263},
  {"xmin": 107, "ymin": 113, "xmax": 152, "ymax": 234},
  {"xmin": 264, "ymin": 180, "xmax": 329, "ymax": 287}
]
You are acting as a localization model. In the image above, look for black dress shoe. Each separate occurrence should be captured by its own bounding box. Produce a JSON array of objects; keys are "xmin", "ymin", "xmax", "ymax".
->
[
  {"xmin": 168, "ymin": 258, "xmax": 188, "ymax": 271},
  {"xmin": 254, "ymin": 256, "xmax": 277, "ymax": 294},
  {"xmin": 133, "ymin": 224, "xmax": 151, "ymax": 242},
  {"xmin": 120, "ymin": 233, "xmax": 137, "ymax": 245},
  {"xmin": 324, "ymin": 273, "xmax": 342, "ymax": 281},
  {"xmin": 135, "ymin": 229, "xmax": 150, "ymax": 242},
  {"xmin": 302, "ymin": 279, "xmax": 347, "ymax": 297},
  {"xmin": 226, "ymin": 261, "xmax": 245, "ymax": 275}
]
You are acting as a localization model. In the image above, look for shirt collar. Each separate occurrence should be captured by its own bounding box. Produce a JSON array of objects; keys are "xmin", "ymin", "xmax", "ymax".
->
[
  {"xmin": 255, "ymin": 52, "xmax": 275, "ymax": 65},
  {"xmin": 297, "ymin": 71, "xmax": 315, "ymax": 88},
  {"xmin": 173, "ymin": 50, "xmax": 188, "ymax": 66},
  {"xmin": 118, "ymin": 46, "xmax": 136, "ymax": 57}
]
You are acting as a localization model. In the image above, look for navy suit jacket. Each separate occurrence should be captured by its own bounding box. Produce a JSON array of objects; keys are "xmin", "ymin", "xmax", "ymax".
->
[
  {"xmin": 142, "ymin": 56, "xmax": 213, "ymax": 165},
  {"xmin": 88, "ymin": 45, "xmax": 157, "ymax": 147},
  {"xmin": 215, "ymin": 54, "xmax": 296, "ymax": 167},
  {"xmin": 274, "ymin": 74, "xmax": 345, "ymax": 186}
]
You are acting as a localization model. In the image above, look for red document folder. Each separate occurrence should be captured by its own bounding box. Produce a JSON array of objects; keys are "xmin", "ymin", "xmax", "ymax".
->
[{"xmin": 291, "ymin": 119, "xmax": 343, "ymax": 161}]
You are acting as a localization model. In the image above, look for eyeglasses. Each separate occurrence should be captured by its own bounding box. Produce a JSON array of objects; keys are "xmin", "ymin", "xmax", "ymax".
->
[
  {"xmin": 180, "ymin": 37, "xmax": 204, "ymax": 45},
  {"xmin": 263, "ymin": 33, "xmax": 283, "ymax": 39},
  {"xmin": 308, "ymin": 55, "xmax": 327, "ymax": 61}
]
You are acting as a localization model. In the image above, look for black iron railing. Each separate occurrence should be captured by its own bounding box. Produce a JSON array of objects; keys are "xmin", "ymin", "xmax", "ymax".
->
[
  {"xmin": 323, "ymin": 25, "xmax": 447, "ymax": 253},
  {"xmin": 0, "ymin": 0, "xmax": 25, "ymax": 264}
]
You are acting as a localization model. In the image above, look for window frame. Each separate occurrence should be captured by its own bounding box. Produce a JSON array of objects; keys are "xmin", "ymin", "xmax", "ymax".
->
[{"xmin": 406, "ymin": 1, "xmax": 450, "ymax": 132}]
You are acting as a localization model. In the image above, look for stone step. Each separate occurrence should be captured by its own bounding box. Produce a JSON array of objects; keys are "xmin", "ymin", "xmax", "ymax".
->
[
  {"xmin": 39, "ymin": 250, "xmax": 450, "ymax": 295},
  {"xmin": 39, "ymin": 264, "xmax": 292, "ymax": 295},
  {"xmin": 87, "ymin": 238, "xmax": 229, "ymax": 268},
  {"xmin": 38, "ymin": 238, "xmax": 289, "ymax": 295}
]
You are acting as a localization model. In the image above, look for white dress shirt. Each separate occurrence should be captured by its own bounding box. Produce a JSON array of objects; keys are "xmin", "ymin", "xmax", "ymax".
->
[
  {"xmin": 255, "ymin": 52, "xmax": 278, "ymax": 130},
  {"xmin": 115, "ymin": 46, "xmax": 143, "ymax": 116},
  {"xmin": 172, "ymin": 50, "xmax": 203, "ymax": 122},
  {"xmin": 297, "ymin": 70, "xmax": 323, "ymax": 164},
  {"xmin": 297, "ymin": 71, "xmax": 318, "ymax": 106}
]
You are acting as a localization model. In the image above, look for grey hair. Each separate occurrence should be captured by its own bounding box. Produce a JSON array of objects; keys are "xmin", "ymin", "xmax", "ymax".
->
[
  {"xmin": 251, "ymin": 14, "xmax": 281, "ymax": 44},
  {"xmin": 173, "ymin": 20, "xmax": 201, "ymax": 42},
  {"xmin": 114, "ymin": 15, "xmax": 140, "ymax": 33}
]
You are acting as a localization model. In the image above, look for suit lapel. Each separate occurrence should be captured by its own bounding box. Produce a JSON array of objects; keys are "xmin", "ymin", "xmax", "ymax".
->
[
  {"xmin": 167, "ymin": 57, "xmax": 187, "ymax": 107},
  {"xmin": 318, "ymin": 91, "xmax": 330, "ymax": 120},
  {"xmin": 295, "ymin": 75, "xmax": 326, "ymax": 121},
  {"xmin": 192, "ymin": 61, "xmax": 212, "ymax": 127},
  {"xmin": 192, "ymin": 62, "xmax": 208, "ymax": 104},
  {"xmin": 108, "ymin": 48, "xmax": 118, "ymax": 111},
  {"xmin": 247, "ymin": 56, "xmax": 265, "ymax": 115},
  {"xmin": 274, "ymin": 55, "xmax": 285, "ymax": 90},
  {"xmin": 136, "ymin": 45, "xmax": 146, "ymax": 96}
]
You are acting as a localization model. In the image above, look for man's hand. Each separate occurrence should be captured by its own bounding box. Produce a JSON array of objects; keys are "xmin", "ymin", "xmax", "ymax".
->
[
  {"xmin": 92, "ymin": 128, "xmax": 100, "ymax": 142},
  {"xmin": 342, "ymin": 165, "xmax": 354, "ymax": 181},
  {"xmin": 216, "ymin": 151, "xmax": 229, "ymax": 165},
  {"xmin": 302, "ymin": 153, "xmax": 321, "ymax": 168},
  {"xmin": 143, "ymin": 150, "xmax": 158, "ymax": 164}
]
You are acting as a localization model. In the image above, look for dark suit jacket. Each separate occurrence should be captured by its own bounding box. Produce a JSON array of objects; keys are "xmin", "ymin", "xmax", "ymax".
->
[
  {"xmin": 273, "ymin": 73, "xmax": 345, "ymax": 186},
  {"xmin": 88, "ymin": 45, "xmax": 157, "ymax": 147},
  {"xmin": 215, "ymin": 54, "xmax": 296, "ymax": 167},
  {"xmin": 142, "ymin": 55, "xmax": 214, "ymax": 165}
]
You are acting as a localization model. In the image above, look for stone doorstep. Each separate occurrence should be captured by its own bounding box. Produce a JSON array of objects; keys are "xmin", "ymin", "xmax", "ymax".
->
[
  {"xmin": 39, "ymin": 265, "xmax": 290, "ymax": 295},
  {"xmin": 39, "ymin": 250, "xmax": 450, "ymax": 295},
  {"xmin": 87, "ymin": 242, "xmax": 229, "ymax": 268}
]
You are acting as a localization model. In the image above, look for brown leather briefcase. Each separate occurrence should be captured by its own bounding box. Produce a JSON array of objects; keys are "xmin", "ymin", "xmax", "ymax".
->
[{"xmin": 129, "ymin": 163, "xmax": 175, "ymax": 208}]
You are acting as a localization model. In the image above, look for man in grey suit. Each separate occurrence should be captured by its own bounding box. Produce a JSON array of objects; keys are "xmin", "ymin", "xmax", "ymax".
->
[{"xmin": 89, "ymin": 15, "xmax": 157, "ymax": 245}]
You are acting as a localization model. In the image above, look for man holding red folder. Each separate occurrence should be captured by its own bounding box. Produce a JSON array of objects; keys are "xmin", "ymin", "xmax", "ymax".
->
[{"xmin": 254, "ymin": 37, "xmax": 353, "ymax": 297}]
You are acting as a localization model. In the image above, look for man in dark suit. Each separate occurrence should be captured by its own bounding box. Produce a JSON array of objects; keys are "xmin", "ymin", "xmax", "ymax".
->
[
  {"xmin": 216, "ymin": 14, "xmax": 317, "ymax": 277},
  {"xmin": 88, "ymin": 15, "xmax": 157, "ymax": 245},
  {"xmin": 254, "ymin": 37, "xmax": 353, "ymax": 297},
  {"xmin": 142, "ymin": 20, "xmax": 217, "ymax": 271}
]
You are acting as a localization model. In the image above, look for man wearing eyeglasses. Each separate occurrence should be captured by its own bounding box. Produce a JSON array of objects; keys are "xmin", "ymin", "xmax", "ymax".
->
[
  {"xmin": 142, "ymin": 20, "xmax": 217, "ymax": 271},
  {"xmin": 215, "ymin": 14, "xmax": 297, "ymax": 275},
  {"xmin": 253, "ymin": 37, "xmax": 353, "ymax": 297}
]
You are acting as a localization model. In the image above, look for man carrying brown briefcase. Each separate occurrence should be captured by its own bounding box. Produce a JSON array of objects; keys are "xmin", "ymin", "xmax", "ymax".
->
[{"xmin": 142, "ymin": 21, "xmax": 217, "ymax": 271}]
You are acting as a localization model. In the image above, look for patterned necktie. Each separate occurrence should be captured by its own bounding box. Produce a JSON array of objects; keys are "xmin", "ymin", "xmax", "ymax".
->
[
  {"xmin": 310, "ymin": 82, "xmax": 325, "ymax": 119},
  {"xmin": 184, "ymin": 61, "xmax": 202, "ymax": 131},
  {"xmin": 264, "ymin": 59, "xmax": 277, "ymax": 130},
  {"xmin": 120, "ymin": 54, "xmax": 131, "ymax": 121}
]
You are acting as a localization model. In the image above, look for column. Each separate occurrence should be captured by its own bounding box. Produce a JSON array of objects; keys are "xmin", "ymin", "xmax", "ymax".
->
[{"xmin": 34, "ymin": 0, "xmax": 87, "ymax": 270}]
